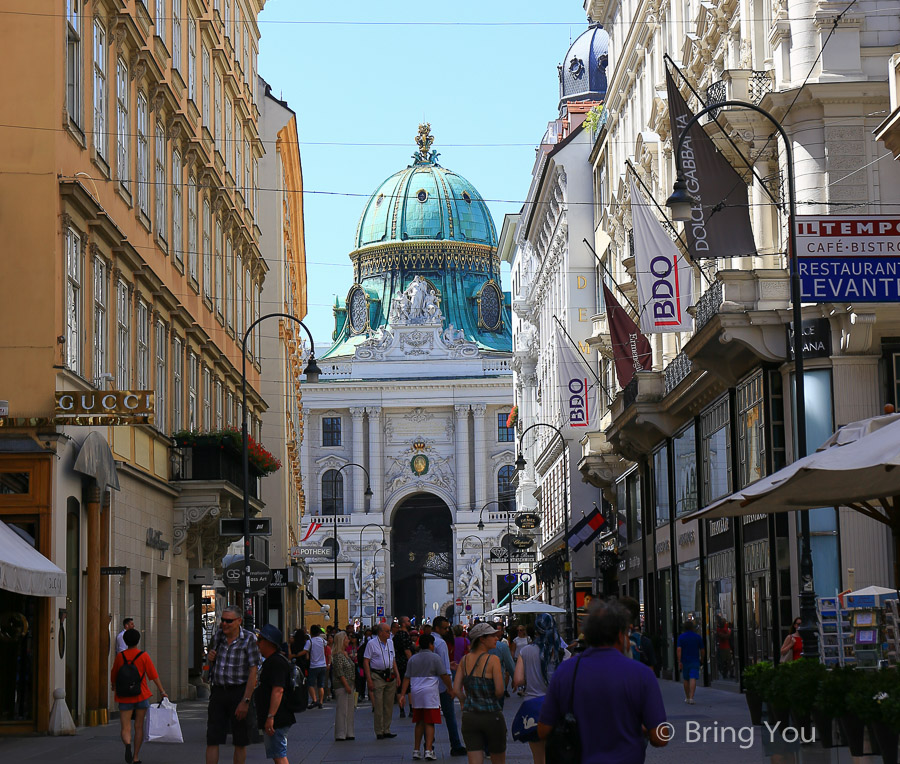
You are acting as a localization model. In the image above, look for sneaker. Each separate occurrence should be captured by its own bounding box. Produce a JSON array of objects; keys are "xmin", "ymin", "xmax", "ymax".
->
[
  {"xmin": 688, "ymin": 698, "xmax": 695, "ymax": 705},
  {"xmin": 413, "ymin": 751, "xmax": 423, "ymax": 760},
  {"xmin": 425, "ymin": 751, "xmax": 436, "ymax": 761}
]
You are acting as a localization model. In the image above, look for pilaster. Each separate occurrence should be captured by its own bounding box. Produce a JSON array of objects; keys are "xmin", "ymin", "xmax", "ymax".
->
[
  {"xmin": 472, "ymin": 403, "xmax": 487, "ymax": 506},
  {"xmin": 454, "ymin": 404, "xmax": 471, "ymax": 509},
  {"xmin": 366, "ymin": 406, "xmax": 383, "ymax": 515},
  {"xmin": 349, "ymin": 407, "xmax": 366, "ymax": 512}
]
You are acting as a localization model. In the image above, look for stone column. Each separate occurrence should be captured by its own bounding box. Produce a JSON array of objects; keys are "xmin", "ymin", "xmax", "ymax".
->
[
  {"xmin": 100, "ymin": 492, "xmax": 111, "ymax": 723},
  {"xmin": 367, "ymin": 406, "xmax": 383, "ymax": 516},
  {"xmin": 85, "ymin": 483, "xmax": 102, "ymax": 726},
  {"xmin": 350, "ymin": 407, "xmax": 366, "ymax": 513},
  {"xmin": 454, "ymin": 405, "xmax": 470, "ymax": 511},
  {"xmin": 472, "ymin": 403, "xmax": 487, "ymax": 508}
]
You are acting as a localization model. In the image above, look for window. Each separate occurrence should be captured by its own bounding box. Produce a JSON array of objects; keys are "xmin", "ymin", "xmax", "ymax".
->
[
  {"xmin": 626, "ymin": 469, "xmax": 642, "ymax": 541},
  {"xmin": 498, "ymin": 465, "xmax": 516, "ymax": 513},
  {"xmin": 172, "ymin": 336, "xmax": 183, "ymax": 431},
  {"xmin": 235, "ymin": 252, "xmax": 243, "ymax": 337},
  {"xmin": 172, "ymin": 150, "xmax": 183, "ymax": 263},
  {"xmin": 201, "ymin": 48, "xmax": 210, "ymax": 127},
  {"xmin": 187, "ymin": 174, "xmax": 198, "ymax": 280},
  {"xmin": 254, "ymin": 282, "xmax": 261, "ymax": 359},
  {"xmin": 65, "ymin": 227, "xmax": 82, "ymax": 373},
  {"xmin": 321, "ymin": 470, "xmax": 344, "ymax": 515},
  {"xmin": 155, "ymin": 321, "xmax": 167, "ymax": 433},
  {"xmin": 137, "ymin": 93, "xmax": 149, "ymax": 216},
  {"xmin": 252, "ymin": 158, "xmax": 258, "ymax": 215},
  {"xmin": 202, "ymin": 199, "xmax": 211, "ymax": 297},
  {"xmin": 701, "ymin": 397, "xmax": 730, "ymax": 506},
  {"xmin": 497, "ymin": 412, "xmax": 515, "ymax": 442},
  {"xmin": 242, "ymin": 22, "xmax": 249, "ymax": 78},
  {"xmin": 215, "ymin": 218, "xmax": 223, "ymax": 315},
  {"xmin": 224, "ymin": 98, "xmax": 232, "ymax": 174},
  {"xmin": 213, "ymin": 73, "xmax": 221, "ymax": 141},
  {"xmin": 215, "ymin": 380, "xmax": 224, "ymax": 429},
  {"xmin": 322, "ymin": 417, "xmax": 341, "ymax": 446},
  {"xmin": 251, "ymin": 46, "xmax": 258, "ymax": 105},
  {"xmin": 222, "ymin": 0, "xmax": 229, "ymax": 36},
  {"xmin": 136, "ymin": 300, "xmax": 150, "ymax": 388},
  {"xmin": 116, "ymin": 58, "xmax": 129, "ymax": 188},
  {"xmin": 155, "ymin": 0, "xmax": 166, "ymax": 44},
  {"xmin": 737, "ymin": 373, "xmax": 765, "ymax": 489},
  {"xmin": 93, "ymin": 20, "xmax": 107, "ymax": 159},
  {"xmin": 92, "ymin": 256, "xmax": 108, "ymax": 383},
  {"xmin": 116, "ymin": 280, "xmax": 130, "ymax": 388},
  {"xmin": 187, "ymin": 16, "xmax": 196, "ymax": 101},
  {"xmin": 673, "ymin": 423, "xmax": 697, "ymax": 517},
  {"xmin": 245, "ymin": 270, "xmax": 252, "ymax": 354},
  {"xmin": 653, "ymin": 445, "xmax": 669, "ymax": 526},
  {"xmin": 172, "ymin": 0, "xmax": 182, "ymax": 72},
  {"xmin": 202, "ymin": 366, "xmax": 211, "ymax": 429},
  {"xmin": 155, "ymin": 120, "xmax": 167, "ymax": 241},
  {"xmin": 66, "ymin": 0, "xmax": 83, "ymax": 129},
  {"xmin": 225, "ymin": 391, "xmax": 233, "ymax": 427},
  {"xmin": 225, "ymin": 237, "xmax": 233, "ymax": 329},
  {"xmin": 243, "ymin": 139, "xmax": 250, "ymax": 202}
]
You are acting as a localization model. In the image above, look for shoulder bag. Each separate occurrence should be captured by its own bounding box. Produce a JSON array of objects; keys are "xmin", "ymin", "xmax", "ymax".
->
[{"xmin": 545, "ymin": 654, "xmax": 583, "ymax": 764}]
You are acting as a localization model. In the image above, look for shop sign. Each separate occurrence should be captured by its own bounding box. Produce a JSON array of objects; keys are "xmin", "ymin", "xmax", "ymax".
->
[
  {"xmin": 629, "ymin": 555, "xmax": 641, "ymax": 570},
  {"xmin": 787, "ymin": 319, "xmax": 832, "ymax": 360},
  {"xmin": 297, "ymin": 545, "xmax": 333, "ymax": 559},
  {"xmin": 146, "ymin": 528, "xmax": 169, "ymax": 560},
  {"xmin": 655, "ymin": 527, "xmax": 671, "ymax": 568},
  {"xmin": 676, "ymin": 519, "xmax": 700, "ymax": 562},
  {"xmin": 56, "ymin": 391, "xmax": 154, "ymax": 417},
  {"xmin": 512, "ymin": 534, "xmax": 534, "ymax": 549},
  {"xmin": 101, "ymin": 566, "xmax": 127, "ymax": 576},
  {"xmin": 219, "ymin": 518, "xmax": 272, "ymax": 536},
  {"xmin": 708, "ymin": 518, "xmax": 730, "ymax": 536},
  {"xmin": 515, "ymin": 512, "xmax": 541, "ymax": 530},
  {"xmin": 268, "ymin": 568, "xmax": 288, "ymax": 588},
  {"xmin": 796, "ymin": 215, "xmax": 900, "ymax": 301},
  {"xmin": 223, "ymin": 558, "xmax": 271, "ymax": 593}
]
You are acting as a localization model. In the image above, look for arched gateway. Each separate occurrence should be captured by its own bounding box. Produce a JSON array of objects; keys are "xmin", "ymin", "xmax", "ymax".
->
[{"xmin": 390, "ymin": 493, "xmax": 453, "ymax": 621}]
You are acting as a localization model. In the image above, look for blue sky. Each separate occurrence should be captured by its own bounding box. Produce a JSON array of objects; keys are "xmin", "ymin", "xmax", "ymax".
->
[{"xmin": 257, "ymin": 1, "xmax": 589, "ymax": 344}]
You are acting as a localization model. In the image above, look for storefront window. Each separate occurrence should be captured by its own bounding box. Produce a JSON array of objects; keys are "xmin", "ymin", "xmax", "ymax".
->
[
  {"xmin": 626, "ymin": 470, "xmax": 641, "ymax": 542},
  {"xmin": 707, "ymin": 549, "xmax": 736, "ymax": 681},
  {"xmin": 678, "ymin": 559, "xmax": 701, "ymax": 627},
  {"xmin": 737, "ymin": 373, "xmax": 765, "ymax": 488},
  {"xmin": 701, "ymin": 397, "xmax": 731, "ymax": 506},
  {"xmin": 653, "ymin": 445, "xmax": 669, "ymax": 527},
  {"xmin": 657, "ymin": 569, "xmax": 674, "ymax": 677},
  {"xmin": 744, "ymin": 538, "xmax": 773, "ymax": 665},
  {"xmin": 673, "ymin": 424, "xmax": 697, "ymax": 517},
  {"xmin": 616, "ymin": 479, "xmax": 627, "ymax": 545}
]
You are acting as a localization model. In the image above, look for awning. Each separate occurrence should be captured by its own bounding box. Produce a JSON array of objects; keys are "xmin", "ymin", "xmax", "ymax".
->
[{"xmin": 0, "ymin": 520, "xmax": 66, "ymax": 597}]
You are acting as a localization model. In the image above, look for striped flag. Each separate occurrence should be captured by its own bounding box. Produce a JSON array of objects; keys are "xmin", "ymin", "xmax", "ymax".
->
[
  {"xmin": 567, "ymin": 505, "xmax": 607, "ymax": 552},
  {"xmin": 301, "ymin": 522, "xmax": 322, "ymax": 542}
]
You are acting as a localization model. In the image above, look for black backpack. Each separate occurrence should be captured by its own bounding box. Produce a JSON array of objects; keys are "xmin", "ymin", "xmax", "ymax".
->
[
  {"xmin": 283, "ymin": 654, "xmax": 308, "ymax": 714},
  {"xmin": 116, "ymin": 651, "xmax": 145, "ymax": 697}
]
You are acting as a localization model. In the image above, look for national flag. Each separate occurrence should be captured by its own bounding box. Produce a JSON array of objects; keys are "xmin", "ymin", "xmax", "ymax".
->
[
  {"xmin": 567, "ymin": 505, "xmax": 607, "ymax": 552},
  {"xmin": 603, "ymin": 284, "xmax": 652, "ymax": 388},
  {"xmin": 301, "ymin": 522, "xmax": 321, "ymax": 542},
  {"xmin": 554, "ymin": 324, "xmax": 599, "ymax": 436},
  {"xmin": 630, "ymin": 176, "xmax": 694, "ymax": 334},
  {"xmin": 665, "ymin": 66, "xmax": 756, "ymax": 259}
]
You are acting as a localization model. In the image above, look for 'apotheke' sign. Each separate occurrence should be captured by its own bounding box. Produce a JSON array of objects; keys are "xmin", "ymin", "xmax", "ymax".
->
[{"xmin": 56, "ymin": 391, "xmax": 154, "ymax": 417}]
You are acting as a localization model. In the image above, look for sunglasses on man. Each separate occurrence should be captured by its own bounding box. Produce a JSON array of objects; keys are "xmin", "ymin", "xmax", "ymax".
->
[{"xmin": 221, "ymin": 617, "xmax": 239, "ymax": 624}]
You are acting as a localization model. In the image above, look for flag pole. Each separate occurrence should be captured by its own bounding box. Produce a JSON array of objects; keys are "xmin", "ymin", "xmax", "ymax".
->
[
  {"xmin": 663, "ymin": 55, "xmax": 779, "ymax": 207},
  {"xmin": 581, "ymin": 238, "xmax": 641, "ymax": 318},
  {"xmin": 551, "ymin": 314, "xmax": 614, "ymax": 405}
]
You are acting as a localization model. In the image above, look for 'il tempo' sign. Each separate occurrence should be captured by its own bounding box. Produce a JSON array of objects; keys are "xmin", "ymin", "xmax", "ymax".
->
[{"xmin": 796, "ymin": 215, "xmax": 900, "ymax": 302}]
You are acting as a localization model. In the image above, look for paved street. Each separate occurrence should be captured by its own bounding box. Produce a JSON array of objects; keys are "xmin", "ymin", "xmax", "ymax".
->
[{"xmin": 0, "ymin": 678, "xmax": 884, "ymax": 764}]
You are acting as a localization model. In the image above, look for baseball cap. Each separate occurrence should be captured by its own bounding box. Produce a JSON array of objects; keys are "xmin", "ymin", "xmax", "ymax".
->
[{"xmin": 468, "ymin": 622, "xmax": 498, "ymax": 642}]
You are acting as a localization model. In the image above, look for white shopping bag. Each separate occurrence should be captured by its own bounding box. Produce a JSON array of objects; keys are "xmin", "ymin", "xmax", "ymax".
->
[{"xmin": 145, "ymin": 698, "xmax": 184, "ymax": 744}]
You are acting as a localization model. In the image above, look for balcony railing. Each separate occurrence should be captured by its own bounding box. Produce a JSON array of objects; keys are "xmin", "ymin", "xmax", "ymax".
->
[
  {"xmin": 705, "ymin": 70, "xmax": 775, "ymax": 119},
  {"xmin": 623, "ymin": 377, "xmax": 639, "ymax": 409},
  {"xmin": 664, "ymin": 351, "xmax": 694, "ymax": 395},
  {"xmin": 706, "ymin": 80, "xmax": 727, "ymax": 120},
  {"xmin": 172, "ymin": 444, "xmax": 260, "ymax": 499},
  {"xmin": 694, "ymin": 279, "xmax": 724, "ymax": 332}
]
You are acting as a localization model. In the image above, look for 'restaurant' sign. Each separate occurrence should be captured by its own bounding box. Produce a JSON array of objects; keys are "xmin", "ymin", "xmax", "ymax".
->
[
  {"xmin": 796, "ymin": 215, "xmax": 900, "ymax": 302},
  {"xmin": 56, "ymin": 391, "xmax": 154, "ymax": 417}
]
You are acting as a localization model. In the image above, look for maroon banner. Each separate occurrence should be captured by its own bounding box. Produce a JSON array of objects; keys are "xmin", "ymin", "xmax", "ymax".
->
[
  {"xmin": 603, "ymin": 284, "xmax": 652, "ymax": 388},
  {"xmin": 666, "ymin": 66, "xmax": 756, "ymax": 259}
]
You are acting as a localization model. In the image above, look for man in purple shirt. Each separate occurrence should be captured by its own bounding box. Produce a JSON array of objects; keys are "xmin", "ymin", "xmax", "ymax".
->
[{"xmin": 537, "ymin": 600, "xmax": 668, "ymax": 763}]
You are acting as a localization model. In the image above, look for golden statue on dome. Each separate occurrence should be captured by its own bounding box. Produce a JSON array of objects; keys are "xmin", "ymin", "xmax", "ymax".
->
[{"xmin": 414, "ymin": 123, "xmax": 439, "ymax": 164}]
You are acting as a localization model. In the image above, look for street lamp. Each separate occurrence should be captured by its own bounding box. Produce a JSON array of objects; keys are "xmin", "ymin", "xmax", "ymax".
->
[
  {"xmin": 516, "ymin": 422, "xmax": 574, "ymax": 641},
  {"xmin": 460, "ymin": 534, "xmax": 487, "ymax": 616},
  {"xmin": 331, "ymin": 463, "xmax": 373, "ymax": 629},
  {"xmin": 358, "ymin": 523, "xmax": 387, "ymax": 625},
  {"xmin": 666, "ymin": 99, "xmax": 816, "ymax": 658},
  {"xmin": 477, "ymin": 500, "xmax": 516, "ymax": 624},
  {"xmin": 241, "ymin": 313, "xmax": 320, "ymax": 628}
]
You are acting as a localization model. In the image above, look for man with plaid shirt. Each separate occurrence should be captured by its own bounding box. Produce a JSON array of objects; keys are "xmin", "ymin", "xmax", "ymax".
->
[{"xmin": 206, "ymin": 606, "xmax": 261, "ymax": 764}]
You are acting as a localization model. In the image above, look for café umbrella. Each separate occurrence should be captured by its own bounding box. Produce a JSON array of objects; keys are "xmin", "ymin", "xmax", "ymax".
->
[{"xmin": 682, "ymin": 413, "xmax": 900, "ymax": 586}]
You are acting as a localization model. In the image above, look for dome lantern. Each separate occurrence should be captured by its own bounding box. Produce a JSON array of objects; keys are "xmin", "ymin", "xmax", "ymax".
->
[{"xmin": 559, "ymin": 22, "xmax": 610, "ymax": 113}]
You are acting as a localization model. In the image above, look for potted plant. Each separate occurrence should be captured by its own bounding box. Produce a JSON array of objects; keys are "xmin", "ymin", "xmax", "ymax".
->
[
  {"xmin": 868, "ymin": 671, "xmax": 900, "ymax": 764},
  {"xmin": 767, "ymin": 663, "xmax": 794, "ymax": 728},
  {"xmin": 742, "ymin": 661, "xmax": 774, "ymax": 725},
  {"xmin": 173, "ymin": 428, "xmax": 282, "ymax": 476},
  {"xmin": 782, "ymin": 659, "xmax": 825, "ymax": 738},
  {"xmin": 843, "ymin": 669, "xmax": 884, "ymax": 757},
  {"xmin": 812, "ymin": 665, "xmax": 857, "ymax": 749}
]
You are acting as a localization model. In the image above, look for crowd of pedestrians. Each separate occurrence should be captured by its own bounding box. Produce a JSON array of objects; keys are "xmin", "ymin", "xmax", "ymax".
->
[{"xmin": 109, "ymin": 598, "xmax": 674, "ymax": 764}]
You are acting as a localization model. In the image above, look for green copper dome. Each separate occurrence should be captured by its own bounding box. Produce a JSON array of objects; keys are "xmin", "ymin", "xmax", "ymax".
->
[{"xmin": 355, "ymin": 127, "xmax": 497, "ymax": 249}]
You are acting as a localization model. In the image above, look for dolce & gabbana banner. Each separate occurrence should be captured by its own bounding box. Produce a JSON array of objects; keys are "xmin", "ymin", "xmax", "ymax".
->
[
  {"xmin": 629, "ymin": 176, "xmax": 694, "ymax": 333},
  {"xmin": 554, "ymin": 324, "xmax": 599, "ymax": 436},
  {"xmin": 665, "ymin": 66, "xmax": 756, "ymax": 259}
]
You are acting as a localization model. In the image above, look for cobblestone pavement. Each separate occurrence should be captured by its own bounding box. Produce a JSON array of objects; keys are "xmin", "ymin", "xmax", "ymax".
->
[{"xmin": 0, "ymin": 678, "xmax": 883, "ymax": 763}]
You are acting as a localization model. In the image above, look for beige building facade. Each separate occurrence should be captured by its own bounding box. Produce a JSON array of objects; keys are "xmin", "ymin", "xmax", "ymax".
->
[{"xmin": 0, "ymin": 0, "xmax": 276, "ymax": 732}]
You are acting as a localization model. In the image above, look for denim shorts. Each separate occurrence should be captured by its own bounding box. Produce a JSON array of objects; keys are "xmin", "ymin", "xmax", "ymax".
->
[
  {"xmin": 263, "ymin": 727, "xmax": 290, "ymax": 759},
  {"xmin": 118, "ymin": 698, "xmax": 151, "ymax": 711},
  {"xmin": 308, "ymin": 666, "xmax": 328, "ymax": 689},
  {"xmin": 682, "ymin": 663, "xmax": 700, "ymax": 681}
]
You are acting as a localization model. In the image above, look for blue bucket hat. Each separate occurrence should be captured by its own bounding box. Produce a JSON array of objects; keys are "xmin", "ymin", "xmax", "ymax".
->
[{"xmin": 256, "ymin": 623, "xmax": 284, "ymax": 648}]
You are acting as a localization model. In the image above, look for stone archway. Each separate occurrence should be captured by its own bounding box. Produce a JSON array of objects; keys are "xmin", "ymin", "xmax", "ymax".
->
[{"xmin": 390, "ymin": 493, "xmax": 453, "ymax": 621}]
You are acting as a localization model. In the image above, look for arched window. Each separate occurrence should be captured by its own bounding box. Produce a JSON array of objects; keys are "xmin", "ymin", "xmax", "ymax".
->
[
  {"xmin": 322, "ymin": 469, "xmax": 343, "ymax": 515},
  {"xmin": 498, "ymin": 465, "xmax": 516, "ymax": 514}
]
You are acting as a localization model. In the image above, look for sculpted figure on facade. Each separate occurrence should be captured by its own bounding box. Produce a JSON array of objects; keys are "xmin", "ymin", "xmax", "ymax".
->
[
  {"xmin": 353, "ymin": 558, "xmax": 385, "ymax": 602},
  {"xmin": 458, "ymin": 556, "xmax": 484, "ymax": 601},
  {"xmin": 390, "ymin": 275, "xmax": 444, "ymax": 325}
]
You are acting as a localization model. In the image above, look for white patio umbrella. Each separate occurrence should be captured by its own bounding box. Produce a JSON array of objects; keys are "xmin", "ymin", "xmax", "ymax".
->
[
  {"xmin": 683, "ymin": 413, "xmax": 900, "ymax": 586},
  {"xmin": 482, "ymin": 601, "xmax": 567, "ymax": 619}
]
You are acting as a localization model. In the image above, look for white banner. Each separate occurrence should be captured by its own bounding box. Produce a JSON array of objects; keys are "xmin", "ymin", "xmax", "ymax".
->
[
  {"xmin": 630, "ymin": 176, "xmax": 694, "ymax": 334},
  {"xmin": 554, "ymin": 324, "xmax": 599, "ymax": 436}
]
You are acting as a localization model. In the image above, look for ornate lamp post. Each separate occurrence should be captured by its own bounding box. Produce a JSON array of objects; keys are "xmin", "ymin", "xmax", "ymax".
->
[
  {"xmin": 241, "ymin": 313, "xmax": 320, "ymax": 628},
  {"xmin": 373, "ymin": 545, "xmax": 390, "ymax": 627},
  {"xmin": 478, "ymin": 500, "xmax": 515, "ymax": 622},
  {"xmin": 515, "ymin": 423, "xmax": 574, "ymax": 640},
  {"xmin": 358, "ymin": 523, "xmax": 387, "ymax": 625},
  {"xmin": 665, "ymin": 100, "xmax": 816, "ymax": 659},
  {"xmin": 460, "ymin": 534, "xmax": 487, "ymax": 616},
  {"xmin": 330, "ymin": 463, "xmax": 373, "ymax": 627}
]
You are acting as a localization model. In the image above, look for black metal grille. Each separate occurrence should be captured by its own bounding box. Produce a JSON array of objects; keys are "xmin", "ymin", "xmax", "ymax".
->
[
  {"xmin": 749, "ymin": 70, "xmax": 774, "ymax": 104},
  {"xmin": 623, "ymin": 377, "xmax": 639, "ymax": 408},
  {"xmin": 694, "ymin": 279, "xmax": 724, "ymax": 332},
  {"xmin": 706, "ymin": 80, "xmax": 727, "ymax": 121},
  {"xmin": 664, "ymin": 351, "xmax": 694, "ymax": 395}
]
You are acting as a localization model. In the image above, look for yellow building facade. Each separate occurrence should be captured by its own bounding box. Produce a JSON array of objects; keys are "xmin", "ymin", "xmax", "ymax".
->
[{"xmin": 0, "ymin": 0, "xmax": 273, "ymax": 732}]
